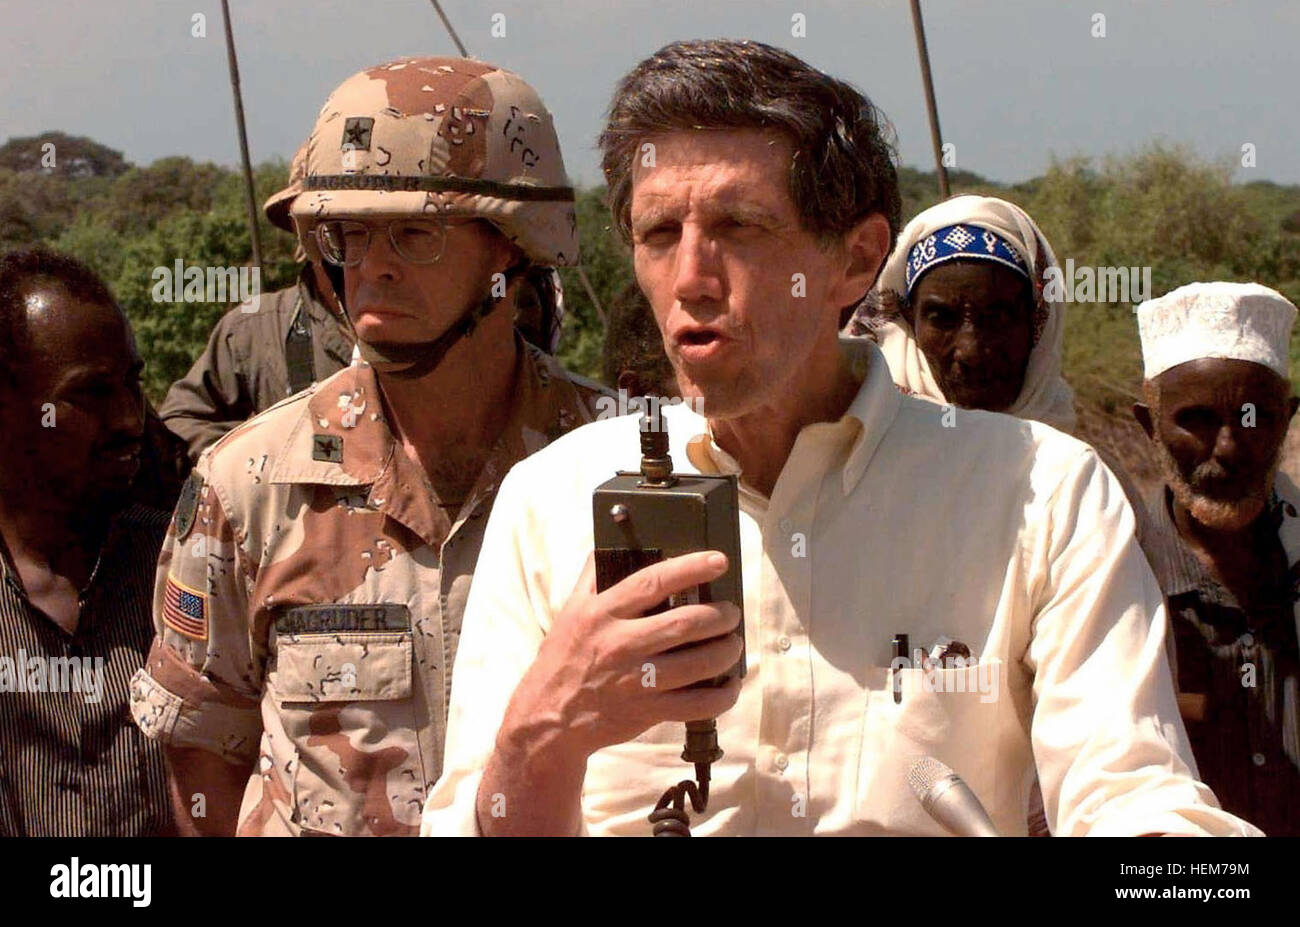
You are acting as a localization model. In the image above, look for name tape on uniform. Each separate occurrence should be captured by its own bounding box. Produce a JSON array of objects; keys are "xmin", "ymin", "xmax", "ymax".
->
[{"xmin": 275, "ymin": 603, "xmax": 411, "ymax": 635}]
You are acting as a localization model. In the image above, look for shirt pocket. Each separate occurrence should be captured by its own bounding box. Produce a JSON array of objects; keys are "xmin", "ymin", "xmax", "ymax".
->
[
  {"xmin": 270, "ymin": 631, "xmax": 425, "ymax": 836},
  {"xmin": 854, "ymin": 659, "xmax": 1020, "ymax": 835},
  {"xmin": 271, "ymin": 631, "xmax": 413, "ymax": 703}
]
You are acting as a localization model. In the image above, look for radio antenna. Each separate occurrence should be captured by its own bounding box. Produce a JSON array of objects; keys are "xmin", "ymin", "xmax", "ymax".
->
[{"xmin": 219, "ymin": 0, "xmax": 263, "ymax": 272}]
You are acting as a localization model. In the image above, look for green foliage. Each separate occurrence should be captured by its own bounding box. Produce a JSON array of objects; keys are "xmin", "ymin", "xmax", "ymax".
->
[
  {"xmin": 21, "ymin": 152, "xmax": 303, "ymax": 401},
  {"xmin": 3, "ymin": 133, "xmax": 1297, "ymax": 413},
  {"xmin": 0, "ymin": 131, "xmax": 130, "ymax": 178},
  {"xmin": 555, "ymin": 186, "xmax": 633, "ymax": 380},
  {"xmin": 1024, "ymin": 145, "xmax": 1300, "ymax": 410},
  {"xmin": 113, "ymin": 211, "xmax": 252, "ymax": 399},
  {"xmin": 0, "ymin": 168, "xmax": 91, "ymax": 250},
  {"xmin": 101, "ymin": 157, "xmax": 230, "ymax": 237},
  {"xmin": 896, "ymin": 165, "xmax": 995, "ymax": 230}
]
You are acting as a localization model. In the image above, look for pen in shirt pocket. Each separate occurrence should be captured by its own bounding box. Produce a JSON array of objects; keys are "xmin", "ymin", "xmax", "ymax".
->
[{"xmin": 891, "ymin": 633, "xmax": 908, "ymax": 704}]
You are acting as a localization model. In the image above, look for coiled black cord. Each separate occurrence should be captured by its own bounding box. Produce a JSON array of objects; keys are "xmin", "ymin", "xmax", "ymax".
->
[
  {"xmin": 649, "ymin": 763, "xmax": 712, "ymax": 837},
  {"xmin": 649, "ymin": 719, "xmax": 723, "ymax": 836}
]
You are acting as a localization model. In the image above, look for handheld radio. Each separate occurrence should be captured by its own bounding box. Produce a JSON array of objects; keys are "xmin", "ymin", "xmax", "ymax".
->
[{"xmin": 592, "ymin": 412, "xmax": 745, "ymax": 836}]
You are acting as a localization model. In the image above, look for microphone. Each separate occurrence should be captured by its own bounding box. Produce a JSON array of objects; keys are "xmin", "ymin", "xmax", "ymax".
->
[{"xmin": 907, "ymin": 756, "xmax": 1001, "ymax": 837}]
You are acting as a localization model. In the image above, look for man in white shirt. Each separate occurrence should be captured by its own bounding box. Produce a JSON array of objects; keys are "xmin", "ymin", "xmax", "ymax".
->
[{"xmin": 422, "ymin": 39, "xmax": 1258, "ymax": 837}]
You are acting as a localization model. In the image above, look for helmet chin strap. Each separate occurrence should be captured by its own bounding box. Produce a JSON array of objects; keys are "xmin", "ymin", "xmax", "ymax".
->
[
  {"xmin": 337, "ymin": 263, "xmax": 528, "ymax": 380},
  {"xmin": 357, "ymin": 291, "xmax": 497, "ymax": 380}
]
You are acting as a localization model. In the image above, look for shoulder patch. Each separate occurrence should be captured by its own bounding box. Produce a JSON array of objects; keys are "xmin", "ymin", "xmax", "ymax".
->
[
  {"xmin": 173, "ymin": 472, "xmax": 202, "ymax": 541},
  {"xmin": 163, "ymin": 575, "xmax": 208, "ymax": 641}
]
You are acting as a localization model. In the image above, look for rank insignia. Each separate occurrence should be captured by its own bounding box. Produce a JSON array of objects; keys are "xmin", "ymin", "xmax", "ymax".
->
[
  {"xmin": 342, "ymin": 117, "xmax": 374, "ymax": 151},
  {"xmin": 313, "ymin": 434, "xmax": 343, "ymax": 463}
]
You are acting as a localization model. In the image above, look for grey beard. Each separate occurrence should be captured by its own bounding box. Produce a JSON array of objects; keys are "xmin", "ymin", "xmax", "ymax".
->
[{"xmin": 1153, "ymin": 438, "xmax": 1276, "ymax": 532}]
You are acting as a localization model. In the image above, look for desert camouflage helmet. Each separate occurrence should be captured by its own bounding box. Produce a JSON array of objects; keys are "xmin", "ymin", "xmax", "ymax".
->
[
  {"xmin": 291, "ymin": 56, "xmax": 578, "ymax": 268},
  {"xmin": 263, "ymin": 141, "xmax": 309, "ymax": 233}
]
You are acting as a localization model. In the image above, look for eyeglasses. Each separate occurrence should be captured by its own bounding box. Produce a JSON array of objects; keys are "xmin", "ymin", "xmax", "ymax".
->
[{"xmin": 315, "ymin": 216, "xmax": 475, "ymax": 267}]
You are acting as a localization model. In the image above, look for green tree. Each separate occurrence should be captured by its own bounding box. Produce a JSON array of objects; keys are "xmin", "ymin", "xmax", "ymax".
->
[
  {"xmin": 555, "ymin": 185, "xmax": 634, "ymax": 381},
  {"xmin": 0, "ymin": 131, "xmax": 130, "ymax": 178},
  {"xmin": 103, "ymin": 157, "xmax": 230, "ymax": 236},
  {"xmin": 113, "ymin": 209, "xmax": 257, "ymax": 401}
]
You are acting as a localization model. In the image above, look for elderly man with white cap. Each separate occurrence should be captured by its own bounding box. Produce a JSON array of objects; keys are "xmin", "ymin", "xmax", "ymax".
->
[{"xmin": 1134, "ymin": 281, "xmax": 1300, "ymax": 836}]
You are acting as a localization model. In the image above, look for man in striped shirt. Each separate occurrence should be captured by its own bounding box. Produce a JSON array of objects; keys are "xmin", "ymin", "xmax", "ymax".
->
[{"xmin": 0, "ymin": 247, "xmax": 172, "ymax": 836}]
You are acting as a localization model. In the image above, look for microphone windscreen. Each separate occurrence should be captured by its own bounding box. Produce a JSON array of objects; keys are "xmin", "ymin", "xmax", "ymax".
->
[{"xmin": 907, "ymin": 756, "xmax": 953, "ymax": 803}]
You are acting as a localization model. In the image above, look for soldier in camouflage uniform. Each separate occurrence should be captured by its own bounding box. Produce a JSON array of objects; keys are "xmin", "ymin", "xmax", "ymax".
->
[
  {"xmin": 158, "ymin": 143, "xmax": 356, "ymax": 465},
  {"xmin": 129, "ymin": 57, "xmax": 611, "ymax": 836}
]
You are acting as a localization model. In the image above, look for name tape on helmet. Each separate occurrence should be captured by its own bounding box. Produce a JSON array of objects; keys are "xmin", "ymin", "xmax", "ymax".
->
[{"xmin": 304, "ymin": 173, "xmax": 573, "ymax": 202}]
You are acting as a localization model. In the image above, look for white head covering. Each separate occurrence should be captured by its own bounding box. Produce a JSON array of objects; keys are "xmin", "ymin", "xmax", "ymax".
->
[
  {"xmin": 1136, "ymin": 282, "xmax": 1297, "ymax": 381},
  {"xmin": 855, "ymin": 194, "xmax": 1076, "ymax": 432}
]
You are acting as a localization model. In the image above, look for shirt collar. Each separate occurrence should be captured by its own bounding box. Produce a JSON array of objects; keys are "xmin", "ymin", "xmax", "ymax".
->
[
  {"xmin": 1144, "ymin": 480, "xmax": 1300, "ymax": 609},
  {"xmin": 682, "ymin": 337, "xmax": 901, "ymax": 496},
  {"xmin": 839, "ymin": 337, "xmax": 904, "ymax": 494},
  {"xmin": 271, "ymin": 337, "xmax": 571, "ymax": 483},
  {"xmin": 1144, "ymin": 483, "xmax": 1222, "ymax": 601},
  {"xmin": 269, "ymin": 357, "xmax": 389, "ymax": 487},
  {"xmin": 450, "ymin": 338, "xmax": 594, "ymax": 519},
  {"xmin": 0, "ymin": 504, "xmax": 142, "ymax": 631}
]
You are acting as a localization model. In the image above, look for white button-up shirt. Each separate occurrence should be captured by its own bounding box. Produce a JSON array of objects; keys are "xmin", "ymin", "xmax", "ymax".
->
[{"xmin": 423, "ymin": 339, "xmax": 1260, "ymax": 836}]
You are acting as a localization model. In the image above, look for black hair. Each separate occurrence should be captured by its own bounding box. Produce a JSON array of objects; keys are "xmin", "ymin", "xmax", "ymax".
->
[
  {"xmin": 0, "ymin": 246, "xmax": 118, "ymax": 385},
  {"xmin": 599, "ymin": 39, "xmax": 901, "ymax": 252}
]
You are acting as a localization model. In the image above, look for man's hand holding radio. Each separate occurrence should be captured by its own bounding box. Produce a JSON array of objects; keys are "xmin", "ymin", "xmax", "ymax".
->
[{"xmin": 476, "ymin": 550, "xmax": 743, "ymax": 835}]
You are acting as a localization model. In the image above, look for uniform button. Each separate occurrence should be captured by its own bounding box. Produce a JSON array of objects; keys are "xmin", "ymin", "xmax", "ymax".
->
[
  {"xmin": 774, "ymin": 753, "xmax": 789, "ymax": 772},
  {"xmin": 778, "ymin": 636, "xmax": 792, "ymax": 652},
  {"xmin": 1252, "ymin": 752, "xmax": 1267, "ymax": 767},
  {"xmin": 1240, "ymin": 633, "xmax": 1256, "ymax": 648},
  {"xmin": 778, "ymin": 519, "xmax": 793, "ymax": 533}
]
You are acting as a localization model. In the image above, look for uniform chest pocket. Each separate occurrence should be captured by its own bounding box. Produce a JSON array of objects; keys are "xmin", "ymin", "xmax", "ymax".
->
[{"xmin": 272, "ymin": 631, "xmax": 414, "ymax": 704}]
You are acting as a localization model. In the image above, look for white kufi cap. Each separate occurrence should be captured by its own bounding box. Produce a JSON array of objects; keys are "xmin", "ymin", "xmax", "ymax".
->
[{"xmin": 1136, "ymin": 282, "xmax": 1296, "ymax": 380}]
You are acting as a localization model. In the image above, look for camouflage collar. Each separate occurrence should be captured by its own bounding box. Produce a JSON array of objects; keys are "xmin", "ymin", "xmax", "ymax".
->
[
  {"xmin": 268, "ymin": 336, "xmax": 589, "ymax": 500},
  {"xmin": 268, "ymin": 359, "xmax": 389, "ymax": 487},
  {"xmin": 459, "ymin": 340, "xmax": 578, "ymax": 497}
]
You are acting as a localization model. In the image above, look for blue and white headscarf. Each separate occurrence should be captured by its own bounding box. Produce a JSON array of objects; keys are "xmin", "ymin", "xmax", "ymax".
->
[
  {"xmin": 851, "ymin": 195, "xmax": 1076, "ymax": 432},
  {"xmin": 905, "ymin": 224, "xmax": 1030, "ymax": 296}
]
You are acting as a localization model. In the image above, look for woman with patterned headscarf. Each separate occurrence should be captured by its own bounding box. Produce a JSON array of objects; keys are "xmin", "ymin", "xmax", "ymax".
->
[
  {"xmin": 850, "ymin": 194, "xmax": 1076, "ymax": 432},
  {"xmin": 853, "ymin": 196, "xmax": 1159, "ymax": 837}
]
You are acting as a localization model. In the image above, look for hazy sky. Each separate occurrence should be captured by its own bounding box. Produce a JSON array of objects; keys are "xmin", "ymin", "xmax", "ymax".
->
[{"xmin": 1, "ymin": 0, "xmax": 1296, "ymax": 186}]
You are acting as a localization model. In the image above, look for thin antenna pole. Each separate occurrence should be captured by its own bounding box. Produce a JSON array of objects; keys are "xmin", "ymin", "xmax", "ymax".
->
[
  {"xmin": 909, "ymin": 0, "xmax": 950, "ymax": 199},
  {"xmin": 220, "ymin": 0, "xmax": 263, "ymax": 271},
  {"xmin": 429, "ymin": 0, "xmax": 469, "ymax": 56},
  {"xmin": 576, "ymin": 266, "xmax": 607, "ymax": 327}
]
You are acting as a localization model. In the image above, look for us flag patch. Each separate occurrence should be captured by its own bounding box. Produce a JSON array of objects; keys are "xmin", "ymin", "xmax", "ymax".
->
[{"xmin": 163, "ymin": 576, "xmax": 208, "ymax": 641}]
